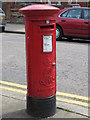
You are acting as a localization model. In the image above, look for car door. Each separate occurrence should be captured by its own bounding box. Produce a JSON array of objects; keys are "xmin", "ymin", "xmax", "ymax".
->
[
  {"xmin": 0, "ymin": 9, "xmax": 3, "ymax": 26},
  {"xmin": 81, "ymin": 8, "xmax": 90, "ymax": 38},
  {"xmin": 60, "ymin": 8, "xmax": 83, "ymax": 37},
  {"xmin": 0, "ymin": 9, "xmax": 5, "ymax": 27}
]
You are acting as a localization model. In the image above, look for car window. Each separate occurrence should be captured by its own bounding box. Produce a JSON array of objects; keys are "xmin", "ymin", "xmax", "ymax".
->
[
  {"xmin": 60, "ymin": 11, "xmax": 69, "ymax": 18},
  {"xmin": 0, "ymin": 9, "xmax": 4, "ymax": 13},
  {"xmin": 83, "ymin": 9, "xmax": 90, "ymax": 20},
  {"xmin": 67, "ymin": 9, "xmax": 82, "ymax": 19}
]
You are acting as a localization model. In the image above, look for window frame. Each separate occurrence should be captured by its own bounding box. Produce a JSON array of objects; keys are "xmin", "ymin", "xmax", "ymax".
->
[
  {"xmin": 59, "ymin": 10, "xmax": 69, "ymax": 18},
  {"xmin": 0, "ymin": 8, "xmax": 4, "ymax": 14},
  {"xmin": 82, "ymin": 8, "xmax": 90, "ymax": 20}
]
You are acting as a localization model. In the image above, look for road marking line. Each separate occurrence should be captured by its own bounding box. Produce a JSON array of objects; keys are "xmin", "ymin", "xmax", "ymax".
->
[
  {"xmin": 0, "ymin": 85, "xmax": 89, "ymax": 108},
  {"xmin": 0, "ymin": 86, "xmax": 27, "ymax": 94},
  {"xmin": 56, "ymin": 97, "xmax": 90, "ymax": 108},
  {"xmin": 0, "ymin": 80, "xmax": 27, "ymax": 89},
  {"xmin": 0, "ymin": 85, "xmax": 90, "ymax": 108},
  {"xmin": 0, "ymin": 80, "xmax": 89, "ymax": 101},
  {"xmin": 56, "ymin": 91, "xmax": 89, "ymax": 101}
]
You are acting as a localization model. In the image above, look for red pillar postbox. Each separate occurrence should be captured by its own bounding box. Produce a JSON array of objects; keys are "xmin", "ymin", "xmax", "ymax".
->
[{"xmin": 19, "ymin": 4, "xmax": 59, "ymax": 118}]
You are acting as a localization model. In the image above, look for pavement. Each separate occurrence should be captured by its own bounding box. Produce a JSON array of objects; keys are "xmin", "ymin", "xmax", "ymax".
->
[
  {"xmin": 1, "ymin": 23, "xmax": 89, "ymax": 119},
  {"xmin": 1, "ymin": 94, "xmax": 88, "ymax": 119},
  {"xmin": 0, "ymin": 80, "xmax": 89, "ymax": 119}
]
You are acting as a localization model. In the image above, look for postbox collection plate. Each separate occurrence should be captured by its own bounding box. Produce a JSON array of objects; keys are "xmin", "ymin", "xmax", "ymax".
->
[{"xmin": 43, "ymin": 35, "xmax": 52, "ymax": 52}]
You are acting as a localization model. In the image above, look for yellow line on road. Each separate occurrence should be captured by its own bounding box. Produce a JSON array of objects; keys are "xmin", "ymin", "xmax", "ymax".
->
[
  {"xmin": 0, "ymin": 86, "xmax": 27, "ymax": 94},
  {"xmin": 0, "ymin": 85, "xmax": 90, "ymax": 108},
  {"xmin": 56, "ymin": 91, "xmax": 89, "ymax": 101},
  {"xmin": 56, "ymin": 97, "xmax": 90, "ymax": 108},
  {"xmin": 0, "ymin": 80, "xmax": 27, "ymax": 89},
  {"xmin": 0, "ymin": 80, "xmax": 89, "ymax": 102}
]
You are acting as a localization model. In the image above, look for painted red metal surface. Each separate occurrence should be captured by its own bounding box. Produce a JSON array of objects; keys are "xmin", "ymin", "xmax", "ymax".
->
[
  {"xmin": 19, "ymin": 4, "xmax": 59, "ymax": 20},
  {"xmin": 20, "ymin": 4, "xmax": 59, "ymax": 98}
]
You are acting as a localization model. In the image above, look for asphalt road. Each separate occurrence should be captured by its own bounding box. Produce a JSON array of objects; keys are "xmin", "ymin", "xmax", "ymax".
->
[{"xmin": 1, "ymin": 33, "xmax": 88, "ymax": 97}]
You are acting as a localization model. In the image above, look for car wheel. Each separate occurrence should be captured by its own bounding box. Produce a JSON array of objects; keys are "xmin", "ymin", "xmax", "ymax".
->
[
  {"xmin": 0, "ymin": 28, "xmax": 2, "ymax": 32},
  {"xmin": 56, "ymin": 26, "xmax": 63, "ymax": 41},
  {"xmin": 2, "ymin": 27, "xmax": 5, "ymax": 32}
]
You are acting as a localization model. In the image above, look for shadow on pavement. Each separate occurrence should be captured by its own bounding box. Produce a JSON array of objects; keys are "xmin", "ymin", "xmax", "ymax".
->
[
  {"xmin": 2, "ymin": 109, "xmax": 35, "ymax": 119},
  {"xmin": 57, "ymin": 38, "xmax": 90, "ymax": 44}
]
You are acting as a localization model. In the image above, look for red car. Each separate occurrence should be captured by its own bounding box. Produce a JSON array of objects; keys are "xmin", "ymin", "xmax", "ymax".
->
[{"xmin": 56, "ymin": 7, "xmax": 90, "ymax": 40}]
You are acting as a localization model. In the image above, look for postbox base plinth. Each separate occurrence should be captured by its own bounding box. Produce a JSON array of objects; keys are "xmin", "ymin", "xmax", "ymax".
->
[{"xmin": 27, "ymin": 95, "xmax": 56, "ymax": 118}]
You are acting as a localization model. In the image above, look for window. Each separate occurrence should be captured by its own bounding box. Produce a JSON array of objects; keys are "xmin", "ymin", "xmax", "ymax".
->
[
  {"xmin": 60, "ymin": 11, "xmax": 69, "ymax": 18},
  {"xmin": 0, "ymin": 9, "xmax": 4, "ymax": 13},
  {"xmin": 67, "ymin": 9, "xmax": 82, "ymax": 19},
  {"xmin": 83, "ymin": 9, "xmax": 90, "ymax": 20}
]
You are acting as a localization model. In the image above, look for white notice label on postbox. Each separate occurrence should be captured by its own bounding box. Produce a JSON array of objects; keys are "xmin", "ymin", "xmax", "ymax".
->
[{"xmin": 43, "ymin": 35, "xmax": 52, "ymax": 52}]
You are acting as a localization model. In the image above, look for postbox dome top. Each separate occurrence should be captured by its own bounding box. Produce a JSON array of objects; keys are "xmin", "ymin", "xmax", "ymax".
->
[{"xmin": 19, "ymin": 4, "xmax": 59, "ymax": 17}]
